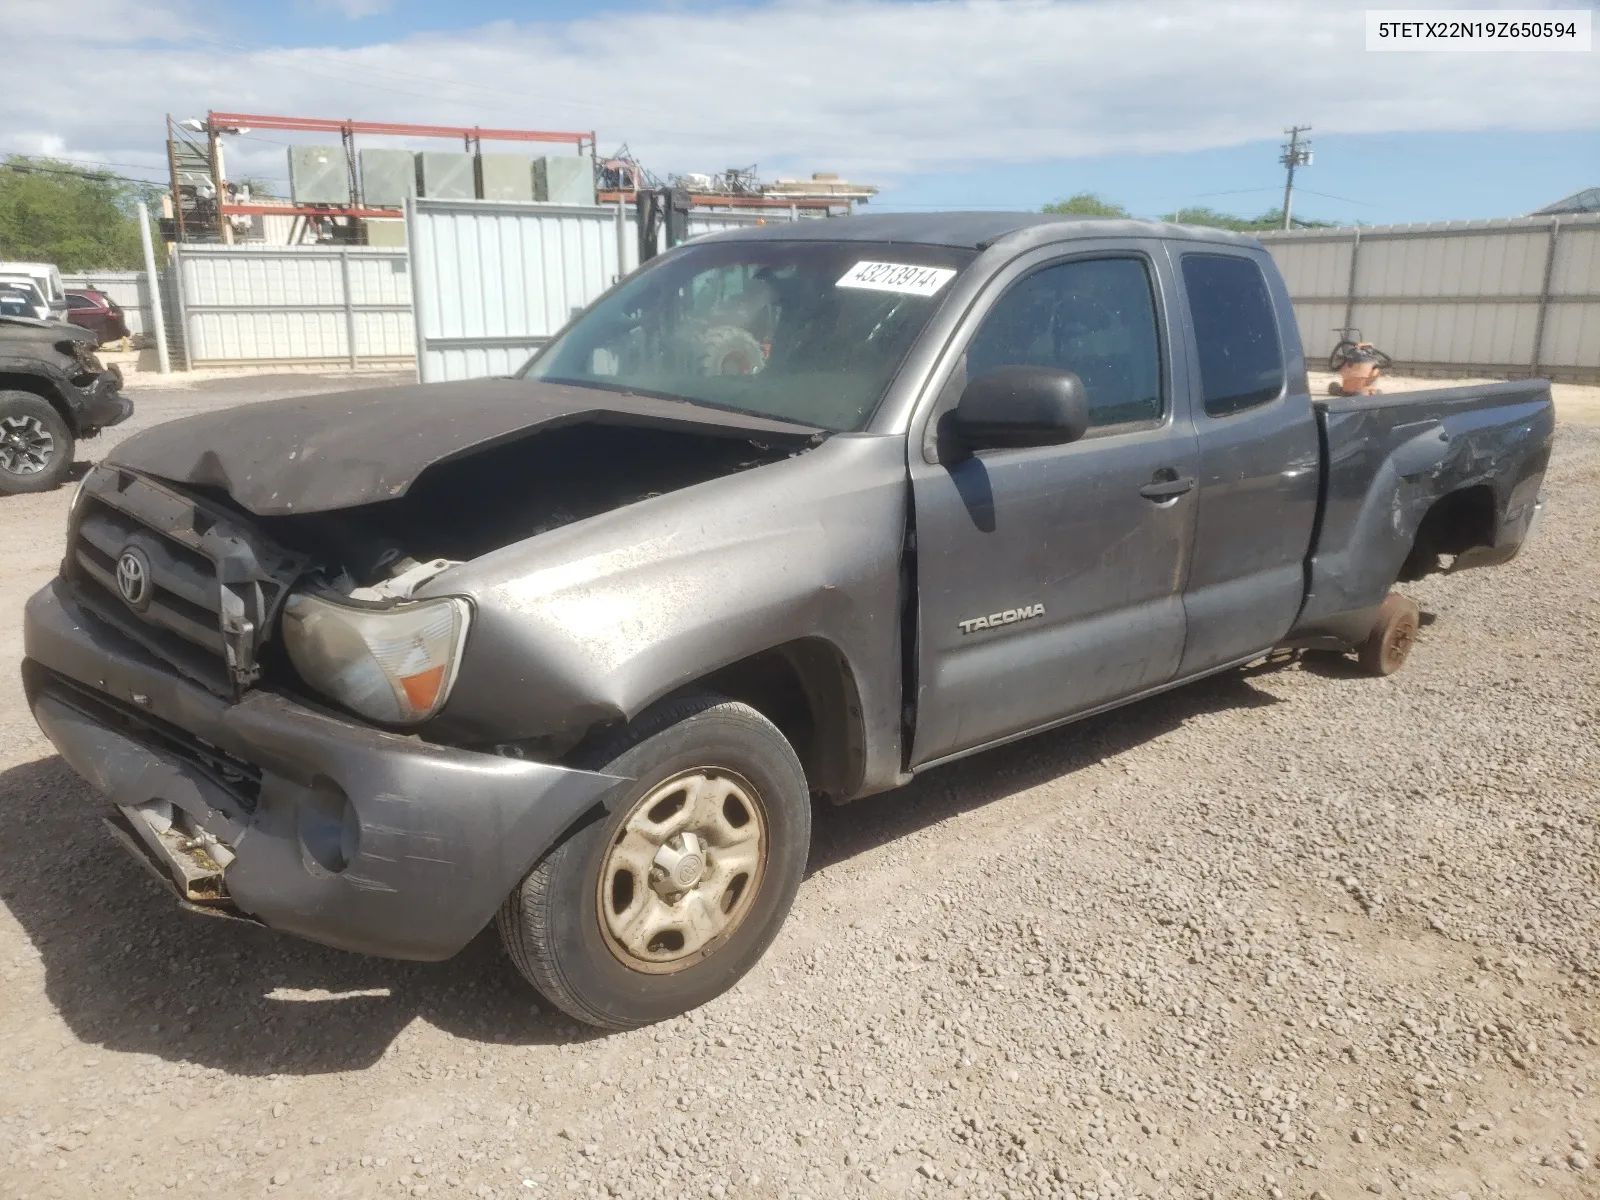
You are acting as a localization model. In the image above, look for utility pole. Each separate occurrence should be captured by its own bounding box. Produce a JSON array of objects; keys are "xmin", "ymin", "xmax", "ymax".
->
[
  {"xmin": 206, "ymin": 119, "xmax": 232, "ymax": 244},
  {"xmin": 165, "ymin": 116, "xmax": 186, "ymax": 245},
  {"xmin": 1280, "ymin": 125, "xmax": 1312, "ymax": 230},
  {"xmin": 136, "ymin": 201, "xmax": 171, "ymax": 375}
]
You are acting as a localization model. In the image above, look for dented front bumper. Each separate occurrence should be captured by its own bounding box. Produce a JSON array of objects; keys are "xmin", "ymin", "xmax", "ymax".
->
[{"xmin": 22, "ymin": 580, "xmax": 624, "ymax": 961}]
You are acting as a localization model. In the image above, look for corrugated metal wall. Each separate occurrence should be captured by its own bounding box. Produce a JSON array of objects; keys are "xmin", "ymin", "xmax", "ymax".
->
[
  {"xmin": 173, "ymin": 244, "xmax": 415, "ymax": 369},
  {"xmin": 1256, "ymin": 213, "xmax": 1600, "ymax": 382},
  {"xmin": 408, "ymin": 198, "xmax": 796, "ymax": 382}
]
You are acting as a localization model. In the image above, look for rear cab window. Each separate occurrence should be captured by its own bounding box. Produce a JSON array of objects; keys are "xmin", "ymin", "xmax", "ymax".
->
[{"xmin": 1180, "ymin": 253, "xmax": 1284, "ymax": 416}]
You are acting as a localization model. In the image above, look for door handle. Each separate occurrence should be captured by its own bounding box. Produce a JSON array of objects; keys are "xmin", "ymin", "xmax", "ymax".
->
[{"xmin": 1139, "ymin": 475, "xmax": 1195, "ymax": 501}]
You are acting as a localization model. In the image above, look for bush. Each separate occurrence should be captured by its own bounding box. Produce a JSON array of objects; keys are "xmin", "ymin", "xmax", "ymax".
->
[{"xmin": 0, "ymin": 156, "xmax": 163, "ymax": 272}]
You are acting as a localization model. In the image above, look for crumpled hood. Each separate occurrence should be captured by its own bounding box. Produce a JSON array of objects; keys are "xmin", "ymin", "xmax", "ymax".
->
[
  {"xmin": 0, "ymin": 315, "xmax": 93, "ymax": 344},
  {"xmin": 107, "ymin": 377, "xmax": 821, "ymax": 515}
]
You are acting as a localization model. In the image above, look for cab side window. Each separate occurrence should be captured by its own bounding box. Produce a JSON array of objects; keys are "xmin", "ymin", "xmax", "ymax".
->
[
  {"xmin": 1180, "ymin": 253, "xmax": 1285, "ymax": 416},
  {"xmin": 966, "ymin": 256, "xmax": 1163, "ymax": 428}
]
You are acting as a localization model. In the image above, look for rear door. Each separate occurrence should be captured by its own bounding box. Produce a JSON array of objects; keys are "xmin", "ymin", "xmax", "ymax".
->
[
  {"xmin": 908, "ymin": 240, "xmax": 1201, "ymax": 767},
  {"xmin": 1169, "ymin": 247, "xmax": 1320, "ymax": 676}
]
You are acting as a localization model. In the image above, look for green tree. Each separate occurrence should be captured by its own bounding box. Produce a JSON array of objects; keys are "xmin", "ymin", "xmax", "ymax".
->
[
  {"xmin": 232, "ymin": 175, "xmax": 280, "ymax": 201},
  {"xmin": 1042, "ymin": 192, "xmax": 1130, "ymax": 218},
  {"xmin": 0, "ymin": 156, "xmax": 163, "ymax": 271},
  {"xmin": 1168, "ymin": 205, "xmax": 1333, "ymax": 231}
]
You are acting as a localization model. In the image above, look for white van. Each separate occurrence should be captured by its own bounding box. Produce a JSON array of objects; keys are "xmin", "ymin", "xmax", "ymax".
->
[{"xmin": 0, "ymin": 262, "xmax": 66, "ymax": 316}]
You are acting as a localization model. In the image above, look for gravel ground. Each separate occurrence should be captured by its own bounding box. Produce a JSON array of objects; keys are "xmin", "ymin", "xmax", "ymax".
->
[{"xmin": 0, "ymin": 374, "xmax": 1596, "ymax": 1200}]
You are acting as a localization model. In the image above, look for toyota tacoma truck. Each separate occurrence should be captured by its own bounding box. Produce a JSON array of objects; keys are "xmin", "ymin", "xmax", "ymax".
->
[
  {"xmin": 2, "ymin": 313, "xmax": 133, "ymax": 493},
  {"xmin": 21, "ymin": 214, "xmax": 1551, "ymax": 1029}
]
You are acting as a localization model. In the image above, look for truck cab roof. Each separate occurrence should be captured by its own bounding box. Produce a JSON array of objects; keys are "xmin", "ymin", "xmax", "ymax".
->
[{"xmin": 703, "ymin": 211, "xmax": 1263, "ymax": 251}]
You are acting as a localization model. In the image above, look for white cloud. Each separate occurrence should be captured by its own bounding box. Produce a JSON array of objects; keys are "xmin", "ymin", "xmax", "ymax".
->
[
  {"xmin": 0, "ymin": 0, "xmax": 1592, "ymax": 190},
  {"xmin": 303, "ymin": 0, "xmax": 394, "ymax": 19}
]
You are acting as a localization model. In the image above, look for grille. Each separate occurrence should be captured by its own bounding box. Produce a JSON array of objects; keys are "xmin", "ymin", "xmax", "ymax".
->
[
  {"xmin": 76, "ymin": 503, "xmax": 225, "ymax": 650},
  {"xmin": 66, "ymin": 470, "xmax": 303, "ymax": 697}
]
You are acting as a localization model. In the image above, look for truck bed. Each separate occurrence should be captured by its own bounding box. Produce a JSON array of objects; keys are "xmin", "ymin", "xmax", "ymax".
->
[{"xmin": 1288, "ymin": 379, "xmax": 1554, "ymax": 647}]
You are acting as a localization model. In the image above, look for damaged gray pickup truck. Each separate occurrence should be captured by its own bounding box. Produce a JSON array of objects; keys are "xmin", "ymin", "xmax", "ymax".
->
[{"xmin": 23, "ymin": 214, "xmax": 1552, "ymax": 1028}]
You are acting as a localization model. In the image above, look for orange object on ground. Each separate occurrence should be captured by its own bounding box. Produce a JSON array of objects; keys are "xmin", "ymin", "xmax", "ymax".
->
[{"xmin": 1339, "ymin": 358, "xmax": 1383, "ymax": 395}]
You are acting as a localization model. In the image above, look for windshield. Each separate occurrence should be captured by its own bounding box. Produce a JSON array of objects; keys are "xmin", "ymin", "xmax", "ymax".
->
[
  {"xmin": 521, "ymin": 239, "xmax": 975, "ymax": 431},
  {"xmin": 0, "ymin": 290, "xmax": 34, "ymax": 318}
]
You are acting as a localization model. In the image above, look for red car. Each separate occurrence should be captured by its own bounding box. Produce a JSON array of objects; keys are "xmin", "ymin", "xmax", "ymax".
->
[{"xmin": 63, "ymin": 288, "xmax": 131, "ymax": 346}]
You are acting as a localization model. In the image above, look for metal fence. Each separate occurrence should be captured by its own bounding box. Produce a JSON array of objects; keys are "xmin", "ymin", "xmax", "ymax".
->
[
  {"xmin": 1256, "ymin": 213, "xmax": 1600, "ymax": 383},
  {"xmin": 171, "ymin": 244, "xmax": 415, "ymax": 370},
  {"xmin": 407, "ymin": 198, "xmax": 797, "ymax": 382}
]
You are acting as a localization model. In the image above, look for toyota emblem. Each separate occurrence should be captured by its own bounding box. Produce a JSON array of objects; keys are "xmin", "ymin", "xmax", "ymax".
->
[{"xmin": 115, "ymin": 546, "xmax": 152, "ymax": 610}]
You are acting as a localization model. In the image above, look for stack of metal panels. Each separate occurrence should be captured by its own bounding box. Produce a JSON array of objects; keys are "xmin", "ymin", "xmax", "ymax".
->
[
  {"xmin": 478, "ymin": 154, "xmax": 535, "ymax": 202},
  {"xmin": 362, "ymin": 219, "xmax": 409, "ymax": 247},
  {"xmin": 359, "ymin": 149, "xmax": 417, "ymax": 208},
  {"xmin": 288, "ymin": 147, "xmax": 351, "ymax": 205},
  {"xmin": 533, "ymin": 154, "xmax": 597, "ymax": 205},
  {"xmin": 416, "ymin": 152, "xmax": 475, "ymax": 200}
]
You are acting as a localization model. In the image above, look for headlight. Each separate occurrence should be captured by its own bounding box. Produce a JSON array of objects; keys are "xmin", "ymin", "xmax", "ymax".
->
[
  {"xmin": 69, "ymin": 469, "xmax": 95, "ymax": 518},
  {"xmin": 59, "ymin": 339, "xmax": 100, "ymax": 371},
  {"xmin": 281, "ymin": 592, "xmax": 471, "ymax": 724}
]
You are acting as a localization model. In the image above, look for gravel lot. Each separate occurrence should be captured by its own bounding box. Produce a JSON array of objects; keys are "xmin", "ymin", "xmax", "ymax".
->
[{"xmin": 1, "ymin": 373, "xmax": 1597, "ymax": 1200}]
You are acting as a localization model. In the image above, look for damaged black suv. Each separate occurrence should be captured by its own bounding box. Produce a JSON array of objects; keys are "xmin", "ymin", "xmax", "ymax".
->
[{"xmin": 1, "ymin": 313, "xmax": 132, "ymax": 493}]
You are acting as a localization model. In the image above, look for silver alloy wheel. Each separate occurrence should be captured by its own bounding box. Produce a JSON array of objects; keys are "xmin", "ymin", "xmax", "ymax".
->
[
  {"xmin": 597, "ymin": 768, "xmax": 768, "ymax": 974},
  {"xmin": 0, "ymin": 414, "xmax": 55, "ymax": 476}
]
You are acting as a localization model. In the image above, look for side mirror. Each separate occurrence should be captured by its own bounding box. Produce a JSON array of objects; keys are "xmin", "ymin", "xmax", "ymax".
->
[{"xmin": 952, "ymin": 366, "xmax": 1090, "ymax": 451}]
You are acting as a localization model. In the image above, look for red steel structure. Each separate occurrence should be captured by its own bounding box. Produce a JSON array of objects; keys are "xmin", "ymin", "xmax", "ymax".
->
[
  {"xmin": 207, "ymin": 112, "xmax": 593, "ymax": 149},
  {"xmin": 597, "ymin": 190, "xmax": 837, "ymax": 212},
  {"xmin": 178, "ymin": 111, "xmax": 844, "ymax": 238},
  {"xmin": 198, "ymin": 111, "xmax": 596, "ymax": 233}
]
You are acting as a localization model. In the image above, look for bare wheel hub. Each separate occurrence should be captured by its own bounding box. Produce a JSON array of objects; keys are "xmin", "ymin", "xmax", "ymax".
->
[{"xmin": 597, "ymin": 769, "xmax": 768, "ymax": 974}]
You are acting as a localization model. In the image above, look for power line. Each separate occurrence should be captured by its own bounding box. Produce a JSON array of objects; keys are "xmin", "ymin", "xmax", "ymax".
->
[
  {"xmin": 1294, "ymin": 186, "xmax": 1376, "ymax": 208},
  {"xmin": 0, "ymin": 158, "xmax": 166, "ymax": 189},
  {"xmin": 1, "ymin": 151, "xmax": 169, "ymax": 178}
]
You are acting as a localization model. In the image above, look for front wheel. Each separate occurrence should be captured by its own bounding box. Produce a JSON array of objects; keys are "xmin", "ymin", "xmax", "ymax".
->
[
  {"xmin": 0, "ymin": 391, "xmax": 74, "ymax": 495},
  {"xmin": 497, "ymin": 692, "xmax": 810, "ymax": 1029}
]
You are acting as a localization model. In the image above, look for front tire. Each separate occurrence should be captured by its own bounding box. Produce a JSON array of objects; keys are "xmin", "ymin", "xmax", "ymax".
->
[
  {"xmin": 497, "ymin": 692, "xmax": 810, "ymax": 1029},
  {"xmin": 0, "ymin": 391, "xmax": 74, "ymax": 495}
]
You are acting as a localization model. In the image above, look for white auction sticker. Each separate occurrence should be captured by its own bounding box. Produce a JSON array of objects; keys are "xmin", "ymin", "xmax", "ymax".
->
[{"xmin": 836, "ymin": 261, "xmax": 958, "ymax": 296}]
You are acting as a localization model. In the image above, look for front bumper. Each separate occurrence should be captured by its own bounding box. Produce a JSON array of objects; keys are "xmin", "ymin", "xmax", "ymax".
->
[
  {"xmin": 22, "ymin": 580, "xmax": 625, "ymax": 961},
  {"xmin": 73, "ymin": 372, "xmax": 133, "ymax": 435}
]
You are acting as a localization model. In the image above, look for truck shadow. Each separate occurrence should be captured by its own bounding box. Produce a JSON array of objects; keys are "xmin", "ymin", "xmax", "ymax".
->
[
  {"xmin": 0, "ymin": 667, "xmax": 1279, "ymax": 1076},
  {"xmin": 810, "ymin": 668, "xmax": 1279, "ymax": 873},
  {"xmin": 0, "ymin": 756, "xmax": 599, "ymax": 1078}
]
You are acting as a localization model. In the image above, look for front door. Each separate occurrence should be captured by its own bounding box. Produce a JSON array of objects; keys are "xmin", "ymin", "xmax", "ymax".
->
[{"xmin": 909, "ymin": 245, "xmax": 1200, "ymax": 767}]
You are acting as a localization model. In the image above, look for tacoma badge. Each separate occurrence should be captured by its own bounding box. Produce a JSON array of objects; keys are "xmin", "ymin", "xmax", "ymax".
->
[{"xmin": 958, "ymin": 603, "xmax": 1045, "ymax": 634}]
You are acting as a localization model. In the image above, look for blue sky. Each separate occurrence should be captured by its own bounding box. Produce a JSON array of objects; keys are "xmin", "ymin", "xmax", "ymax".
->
[
  {"xmin": 6, "ymin": 0, "xmax": 1597, "ymax": 226},
  {"xmin": 878, "ymin": 129, "xmax": 1600, "ymax": 224}
]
